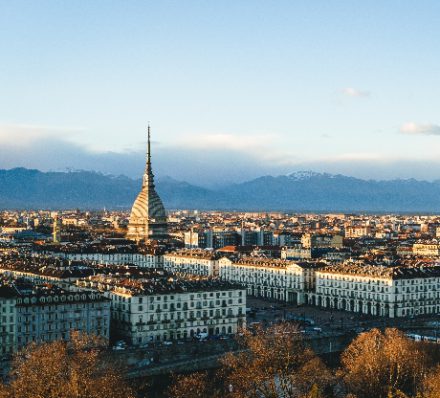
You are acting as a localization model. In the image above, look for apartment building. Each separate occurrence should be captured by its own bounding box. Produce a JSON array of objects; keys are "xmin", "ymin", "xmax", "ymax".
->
[
  {"xmin": 0, "ymin": 285, "xmax": 16, "ymax": 358},
  {"xmin": 314, "ymin": 263, "xmax": 440, "ymax": 318},
  {"xmin": 218, "ymin": 257, "xmax": 324, "ymax": 305},
  {"xmin": 43, "ymin": 251, "xmax": 162, "ymax": 268},
  {"xmin": 0, "ymin": 278, "xmax": 110, "ymax": 381},
  {"xmin": 184, "ymin": 230, "xmax": 241, "ymax": 249},
  {"xmin": 0, "ymin": 280, "xmax": 110, "ymax": 352},
  {"xmin": 301, "ymin": 233, "xmax": 343, "ymax": 249},
  {"xmin": 345, "ymin": 225, "xmax": 373, "ymax": 239},
  {"xmin": 77, "ymin": 277, "xmax": 246, "ymax": 345},
  {"xmin": 412, "ymin": 240, "xmax": 440, "ymax": 257},
  {"xmin": 163, "ymin": 249, "xmax": 219, "ymax": 277}
]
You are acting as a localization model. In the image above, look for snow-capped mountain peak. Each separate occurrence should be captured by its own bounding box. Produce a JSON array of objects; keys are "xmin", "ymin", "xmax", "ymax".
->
[{"xmin": 287, "ymin": 170, "xmax": 327, "ymax": 181}]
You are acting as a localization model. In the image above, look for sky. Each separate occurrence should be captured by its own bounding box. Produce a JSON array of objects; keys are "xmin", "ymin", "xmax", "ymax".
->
[{"xmin": 1, "ymin": 1, "xmax": 440, "ymax": 187}]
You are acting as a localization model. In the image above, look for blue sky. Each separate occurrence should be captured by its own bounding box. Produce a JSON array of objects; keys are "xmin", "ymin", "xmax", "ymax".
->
[{"xmin": 1, "ymin": 1, "xmax": 440, "ymax": 186}]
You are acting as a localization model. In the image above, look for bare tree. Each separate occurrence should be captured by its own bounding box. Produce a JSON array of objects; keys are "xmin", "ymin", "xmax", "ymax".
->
[
  {"xmin": 167, "ymin": 371, "xmax": 219, "ymax": 398},
  {"xmin": 219, "ymin": 323, "xmax": 334, "ymax": 398},
  {"xmin": 2, "ymin": 332, "xmax": 135, "ymax": 398},
  {"xmin": 341, "ymin": 328, "xmax": 428, "ymax": 398},
  {"xmin": 165, "ymin": 323, "xmax": 334, "ymax": 398},
  {"xmin": 0, "ymin": 384, "xmax": 9, "ymax": 398},
  {"xmin": 422, "ymin": 364, "xmax": 440, "ymax": 398}
]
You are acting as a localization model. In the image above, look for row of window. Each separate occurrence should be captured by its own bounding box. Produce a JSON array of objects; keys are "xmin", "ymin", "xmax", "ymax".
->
[{"xmin": 113, "ymin": 290, "xmax": 241, "ymax": 304}]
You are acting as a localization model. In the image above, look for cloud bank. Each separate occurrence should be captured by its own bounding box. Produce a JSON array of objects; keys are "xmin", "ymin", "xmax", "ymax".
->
[
  {"xmin": 0, "ymin": 124, "xmax": 83, "ymax": 146},
  {"xmin": 400, "ymin": 122, "xmax": 440, "ymax": 136},
  {"xmin": 3, "ymin": 123, "xmax": 440, "ymax": 186}
]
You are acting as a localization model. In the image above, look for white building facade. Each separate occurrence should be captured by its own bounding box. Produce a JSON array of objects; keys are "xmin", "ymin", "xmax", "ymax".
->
[
  {"xmin": 218, "ymin": 257, "xmax": 322, "ymax": 305},
  {"xmin": 0, "ymin": 283, "xmax": 110, "ymax": 355},
  {"xmin": 163, "ymin": 249, "xmax": 218, "ymax": 277},
  {"xmin": 314, "ymin": 264, "xmax": 440, "ymax": 318},
  {"xmin": 412, "ymin": 240, "xmax": 440, "ymax": 257},
  {"xmin": 43, "ymin": 251, "xmax": 162, "ymax": 268},
  {"xmin": 77, "ymin": 278, "xmax": 246, "ymax": 345}
]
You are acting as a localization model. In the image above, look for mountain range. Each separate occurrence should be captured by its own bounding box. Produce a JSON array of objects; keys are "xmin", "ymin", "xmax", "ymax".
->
[{"xmin": 0, "ymin": 168, "xmax": 439, "ymax": 212}]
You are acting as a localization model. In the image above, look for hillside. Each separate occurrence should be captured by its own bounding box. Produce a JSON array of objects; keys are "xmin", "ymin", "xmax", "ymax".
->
[{"xmin": 0, "ymin": 168, "xmax": 439, "ymax": 212}]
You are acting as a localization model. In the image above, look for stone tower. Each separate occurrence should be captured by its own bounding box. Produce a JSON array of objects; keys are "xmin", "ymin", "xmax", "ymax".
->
[{"xmin": 126, "ymin": 126, "xmax": 168, "ymax": 242}]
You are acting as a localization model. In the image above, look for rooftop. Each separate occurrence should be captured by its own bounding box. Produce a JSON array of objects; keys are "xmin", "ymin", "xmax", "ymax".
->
[
  {"xmin": 317, "ymin": 261, "xmax": 440, "ymax": 279},
  {"xmin": 78, "ymin": 276, "xmax": 244, "ymax": 296}
]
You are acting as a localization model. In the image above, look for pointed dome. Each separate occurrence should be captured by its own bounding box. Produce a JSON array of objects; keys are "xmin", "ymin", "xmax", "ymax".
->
[
  {"xmin": 127, "ymin": 126, "xmax": 168, "ymax": 242},
  {"xmin": 130, "ymin": 188, "xmax": 167, "ymax": 221}
]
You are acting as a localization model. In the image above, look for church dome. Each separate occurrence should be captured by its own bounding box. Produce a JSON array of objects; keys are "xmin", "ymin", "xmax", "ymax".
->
[
  {"xmin": 130, "ymin": 188, "xmax": 167, "ymax": 222},
  {"xmin": 127, "ymin": 125, "xmax": 168, "ymax": 242}
]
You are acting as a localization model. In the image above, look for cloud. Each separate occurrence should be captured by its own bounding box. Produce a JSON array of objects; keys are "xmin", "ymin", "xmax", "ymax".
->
[
  {"xmin": 298, "ymin": 157, "xmax": 440, "ymax": 182},
  {"xmin": 0, "ymin": 123, "xmax": 142, "ymax": 178},
  {"xmin": 322, "ymin": 152, "xmax": 390, "ymax": 162},
  {"xmin": 400, "ymin": 122, "xmax": 440, "ymax": 136},
  {"xmin": 175, "ymin": 133, "xmax": 273, "ymax": 151},
  {"xmin": 172, "ymin": 132, "xmax": 295, "ymax": 166},
  {"xmin": 342, "ymin": 87, "xmax": 370, "ymax": 98},
  {"xmin": 0, "ymin": 127, "xmax": 291, "ymax": 186},
  {"xmin": 0, "ymin": 123, "xmax": 84, "ymax": 147},
  {"xmin": 4, "ymin": 123, "xmax": 440, "ymax": 186}
]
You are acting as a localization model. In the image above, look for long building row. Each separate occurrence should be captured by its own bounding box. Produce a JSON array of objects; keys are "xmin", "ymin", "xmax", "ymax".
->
[
  {"xmin": 219, "ymin": 257, "xmax": 440, "ymax": 318},
  {"xmin": 37, "ymin": 247, "xmax": 440, "ymax": 319},
  {"xmin": 0, "ymin": 275, "xmax": 245, "ymax": 359},
  {"xmin": 160, "ymin": 249, "xmax": 440, "ymax": 319},
  {"xmin": 0, "ymin": 260, "xmax": 246, "ymax": 380}
]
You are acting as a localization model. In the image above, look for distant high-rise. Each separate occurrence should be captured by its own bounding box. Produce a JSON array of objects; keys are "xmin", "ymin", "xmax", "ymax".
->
[{"xmin": 127, "ymin": 126, "xmax": 168, "ymax": 242}]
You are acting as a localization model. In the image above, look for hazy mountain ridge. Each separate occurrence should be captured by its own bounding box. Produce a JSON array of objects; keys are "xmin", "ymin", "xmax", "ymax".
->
[{"xmin": 0, "ymin": 168, "xmax": 439, "ymax": 212}]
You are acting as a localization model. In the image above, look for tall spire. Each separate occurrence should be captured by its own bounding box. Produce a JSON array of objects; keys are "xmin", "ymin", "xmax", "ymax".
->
[
  {"xmin": 143, "ymin": 123, "xmax": 154, "ymax": 188},
  {"xmin": 127, "ymin": 124, "xmax": 168, "ymax": 242},
  {"xmin": 147, "ymin": 122, "xmax": 151, "ymax": 168}
]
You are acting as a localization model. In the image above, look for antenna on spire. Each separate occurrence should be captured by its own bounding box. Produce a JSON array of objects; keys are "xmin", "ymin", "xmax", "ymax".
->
[{"xmin": 147, "ymin": 122, "xmax": 151, "ymax": 165}]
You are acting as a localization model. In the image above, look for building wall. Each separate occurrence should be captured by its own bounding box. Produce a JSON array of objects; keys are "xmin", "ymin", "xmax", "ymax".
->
[
  {"xmin": 0, "ymin": 297, "xmax": 16, "ymax": 357},
  {"xmin": 108, "ymin": 288, "xmax": 246, "ymax": 345},
  {"xmin": 345, "ymin": 226, "xmax": 372, "ymax": 238},
  {"xmin": 46, "ymin": 252, "xmax": 162, "ymax": 268},
  {"xmin": 15, "ymin": 293, "xmax": 110, "ymax": 349},
  {"xmin": 412, "ymin": 243, "xmax": 440, "ymax": 257},
  {"xmin": 163, "ymin": 253, "xmax": 218, "ymax": 276},
  {"xmin": 218, "ymin": 258, "xmax": 312, "ymax": 305},
  {"xmin": 313, "ymin": 271, "xmax": 440, "ymax": 318},
  {"xmin": 281, "ymin": 246, "xmax": 312, "ymax": 260},
  {"xmin": 301, "ymin": 234, "xmax": 343, "ymax": 249}
]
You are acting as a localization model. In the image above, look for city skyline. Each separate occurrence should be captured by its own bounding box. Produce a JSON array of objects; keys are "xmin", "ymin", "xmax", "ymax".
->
[
  {"xmin": 3, "ymin": 3, "xmax": 440, "ymax": 397},
  {"xmin": 1, "ymin": 1, "xmax": 440, "ymax": 185}
]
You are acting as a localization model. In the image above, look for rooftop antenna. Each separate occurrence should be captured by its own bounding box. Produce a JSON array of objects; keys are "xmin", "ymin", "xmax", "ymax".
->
[{"xmin": 147, "ymin": 122, "xmax": 151, "ymax": 167}]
